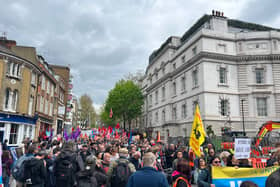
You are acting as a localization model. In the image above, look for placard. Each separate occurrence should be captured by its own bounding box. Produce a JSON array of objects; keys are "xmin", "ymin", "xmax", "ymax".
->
[{"xmin": 234, "ymin": 138, "xmax": 251, "ymax": 159}]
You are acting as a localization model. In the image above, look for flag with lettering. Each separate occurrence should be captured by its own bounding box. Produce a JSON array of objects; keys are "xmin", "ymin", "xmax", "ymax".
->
[{"xmin": 189, "ymin": 105, "xmax": 206, "ymax": 157}]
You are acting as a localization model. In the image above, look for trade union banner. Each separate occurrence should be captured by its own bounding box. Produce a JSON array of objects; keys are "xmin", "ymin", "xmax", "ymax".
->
[{"xmin": 212, "ymin": 166, "xmax": 279, "ymax": 187}]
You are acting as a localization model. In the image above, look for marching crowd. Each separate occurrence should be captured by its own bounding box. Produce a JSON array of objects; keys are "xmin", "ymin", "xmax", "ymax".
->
[{"xmin": 2, "ymin": 134, "xmax": 280, "ymax": 187}]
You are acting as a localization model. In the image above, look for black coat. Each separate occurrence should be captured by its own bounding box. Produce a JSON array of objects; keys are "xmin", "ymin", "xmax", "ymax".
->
[{"xmin": 26, "ymin": 158, "xmax": 47, "ymax": 187}]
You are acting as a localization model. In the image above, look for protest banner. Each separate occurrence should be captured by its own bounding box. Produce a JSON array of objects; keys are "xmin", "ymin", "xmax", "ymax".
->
[
  {"xmin": 212, "ymin": 166, "xmax": 279, "ymax": 187},
  {"xmin": 234, "ymin": 138, "xmax": 251, "ymax": 159}
]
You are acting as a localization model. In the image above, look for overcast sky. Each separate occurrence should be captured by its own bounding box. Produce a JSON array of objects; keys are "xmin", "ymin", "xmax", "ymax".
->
[{"xmin": 0, "ymin": 0, "xmax": 279, "ymax": 112}]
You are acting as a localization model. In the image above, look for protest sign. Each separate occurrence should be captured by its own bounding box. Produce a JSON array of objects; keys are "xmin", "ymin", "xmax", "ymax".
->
[{"xmin": 234, "ymin": 138, "xmax": 251, "ymax": 159}]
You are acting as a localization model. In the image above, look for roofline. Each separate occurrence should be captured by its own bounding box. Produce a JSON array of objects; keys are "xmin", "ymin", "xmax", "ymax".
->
[{"xmin": 49, "ymin": 64, "xmax": 70, "ymax": 70}]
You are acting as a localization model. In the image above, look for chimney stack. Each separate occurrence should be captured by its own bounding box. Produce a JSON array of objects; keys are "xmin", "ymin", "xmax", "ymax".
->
[{"xmin": 0, "ymin": 36, "xmax": 17, "ymax": 49}]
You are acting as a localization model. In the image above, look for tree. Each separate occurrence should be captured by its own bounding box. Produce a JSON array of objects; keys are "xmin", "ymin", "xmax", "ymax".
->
[
  {"xmin": 79, "ymin": 94, "xmax": 96, "ymax": 129},
  {"xmin": 104, "ymin": 79, "xmax": 144, "ymax": 130}
]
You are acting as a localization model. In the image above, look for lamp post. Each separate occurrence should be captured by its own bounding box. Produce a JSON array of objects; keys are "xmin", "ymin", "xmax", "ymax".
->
[{"xmin": 241, "ymin": 99, "xmax": 245, "ymax": 136}]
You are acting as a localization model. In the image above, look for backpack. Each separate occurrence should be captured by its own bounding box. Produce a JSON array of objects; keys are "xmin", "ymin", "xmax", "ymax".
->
[
  {"xmin": 23, "ymin": 158, "xmax": 42, "ymax": 185},
  {"xmin": 111, "ymin": 161, "xmax": 131, "ymax": 187},
  {"xmin": 56, "ymin": 159, "xmax": 74, "ymax": 183},
  {"xmin": 172, "ymin": 176, "xmax": 191, "ymax": 187},
  {"xmin": 12, "ymin": 155, "xmax": 34, "ymax": 182},
  {"xmin": 77, "ymin": 169, "xmax": 97, "ymax": 187}
]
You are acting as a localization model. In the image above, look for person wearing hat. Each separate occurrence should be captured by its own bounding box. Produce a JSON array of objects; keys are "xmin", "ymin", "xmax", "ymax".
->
[{"xmin": 107, "ymin": 148, "xmax": 136, "ymax": 187}]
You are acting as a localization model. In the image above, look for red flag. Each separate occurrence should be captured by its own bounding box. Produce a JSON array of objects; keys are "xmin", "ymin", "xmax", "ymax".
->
[
  {"xmin": 109, "ymin": 108, "xmax": 113, "ymax": 118},
  {"xmin": 116, "ymin": 123, "xmax": 120, "ymax": 129}
]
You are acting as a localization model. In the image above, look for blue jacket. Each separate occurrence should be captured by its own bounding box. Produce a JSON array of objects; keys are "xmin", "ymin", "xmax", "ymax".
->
[{"xmin": 126, "ymin": 166, "xmax": 169, "ymax": 187}]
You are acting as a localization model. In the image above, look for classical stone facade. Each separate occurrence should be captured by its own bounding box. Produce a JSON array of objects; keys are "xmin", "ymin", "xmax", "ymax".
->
[{"xmin": 142, "ymin": 13, "xmax": 280, "ymax": 142}]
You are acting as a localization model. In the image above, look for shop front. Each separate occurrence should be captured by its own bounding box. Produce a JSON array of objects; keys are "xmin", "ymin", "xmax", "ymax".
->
[{"xmin": 0, "ymin": 113, "xmax": 37, "ymax": 146}]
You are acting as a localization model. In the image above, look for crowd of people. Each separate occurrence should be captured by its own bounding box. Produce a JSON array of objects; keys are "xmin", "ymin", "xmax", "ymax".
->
[{"xmin": 2, "ymin": 133, "xmax": 280, "ymax": 187}]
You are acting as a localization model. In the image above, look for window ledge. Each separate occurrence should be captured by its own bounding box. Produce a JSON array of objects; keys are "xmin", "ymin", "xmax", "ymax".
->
[
  {"xmin": 218, "ymin": 83, "xmax": 229, "ymax": 87},
  {"xmin": 181, "ymin": 90, "xmax": 187, "ymax": 94},
  {"xmin": 172, "ymin": 95, "xmax": 177, "ymax": 98},
  {"xmin": 6, "ymin": 74, "xmax": 22, "ymax": 80},
  {"xmin": 192, "ymin": 85, "xmax": 199, "ymax": 90}
]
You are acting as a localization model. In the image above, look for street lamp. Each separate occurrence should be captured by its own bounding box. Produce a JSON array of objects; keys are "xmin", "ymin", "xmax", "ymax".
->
[{"xmin": 241, "ymin": 99, "xmax": 245, "ymax": 136}]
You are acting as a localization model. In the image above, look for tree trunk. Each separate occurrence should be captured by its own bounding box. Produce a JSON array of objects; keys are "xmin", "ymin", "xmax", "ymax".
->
[{"xmin": 123, "ymin": 114, "xmax": 126, "ymax": 130}]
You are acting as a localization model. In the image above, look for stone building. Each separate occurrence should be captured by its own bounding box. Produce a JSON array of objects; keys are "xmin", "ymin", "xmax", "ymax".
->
[
  {"xmin": 0, "ymin": 38, "xmax": 40, "ymax": 146},
  {"xmin": 142, "ymin": 12, "xmax": 280, "ymax": 142}
]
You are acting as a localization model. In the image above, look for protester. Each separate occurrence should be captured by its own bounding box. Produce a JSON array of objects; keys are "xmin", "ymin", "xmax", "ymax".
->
[
  {"xmin": 197, "ymin": 158, "xmax": 213, "ymax": 187},
  {"xmin": 166, "ymin": 144, "xmax": 176, "ymax": 168},
  {"xmin": 102, "ymin": 152, "xmax": 111, "ymax": 173},
  {"xmin": 207, "ymin": 148, "xmax": 216, "ymax": 164},
  {"xmin": 54, "ymin": 142, "xmax": 78, "ymax": 187},
  {"xmin": 107, "ymin": 148, "xmax": 136, "ymax": 187},
  {"xmin": 219, "ymin": 151, "xmax": 230, "ymax": 167},
  {"xmin": 2, "ymin": 150, "xmax": 13, "ymax": 187},
  {"xmin": 24, "ymin": 150, "xmax": 47, "ymax": 187},
  {"xmin": 173, "ymin": 151, "xmax": 183, "ymax": 170},
  {"xmin": 172, "ymin": 158, "xmax": 191, "ymax": 187},
  {"xmin": 126, "ymin": 152, "xmax": 169, "ymax": 187},
  {"xmin": 266, "ymin": 168, "xmax": 280, "ymax": 187},
  {"xmin": 3, "ymin": 139, "xmax": 9, "ymax": 150},
  {"xmin": 129, "ymin": 151, "xmax": 141, "ymax": 170},
  {"xmin": 110, "ymin": 147, "xmax": 119, "ymax": 161},
  {"xmin": 240, "ymin": 181, "xmax": 258, "ymax": 187}
]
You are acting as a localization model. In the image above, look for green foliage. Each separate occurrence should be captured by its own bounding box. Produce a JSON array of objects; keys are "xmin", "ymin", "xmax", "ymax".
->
[
  {"xmin": 79, "ymin": 94, "xmax": 96, "ymax": 128},
  {"xmin": 100, "ymin": 105, "xmax": 116, "ymax": 127},
  {"xmin": 103, "ymin": 79, "xmax": 144, "ymax": 128}
]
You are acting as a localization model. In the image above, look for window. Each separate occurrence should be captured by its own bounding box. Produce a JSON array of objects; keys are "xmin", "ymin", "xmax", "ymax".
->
[
  {"xmin": 173, "ymin": 63, "xmax": 176, "ymax": 70},
  {"xmin": 31, "ymin": 72, "xmax": 36, "ymax": 85},
  {"xmin": 155, "ymin": 72, "xmax": 158, "ymax": 80},
  {"xmin": 47, "ymin": 81, "xmax": 50, "ymax": 94},
  {"xmin": 155, "ymin": 90, "xmax": 158, "ymax": 104},
  {"xmin": 172, "ymin": 106, "xmax": 177, "ymax": 120},
  {"xmin": 155, "ymin": 112, "xmax": 158, "ymax": 122},
  {"xmin": 29, "ymin": 126, "xmax": 33, "ymax": 139},
  {"xmin": 255, "ymin": 68, "xmax": 264, "ymax": 84},
  {"xmin": 162, "ymin": 66, "xmax": 165, "ymax": 75},
  {"xmin": 182, "ymin": 104, "xmax": 187, "ymax": 118},
  {"xmin": 12, "ymin": 90, "xmax": 18, "ymax": 111},
  {"xmin": 23, "ymin": 126, "xmax": 28, "ymax": 140},
  {"xmin": 238, "ymin": 42, "xmax": 243, "ymax": 52},
  {"xmin": 193, "ymin": 100, "xmax": 199, "ymax": 114},
  {"xmin": 6, "ymin": 62, "xmax": 21, "ymax": 78},
  {"xmin": 28, "ymin": 96, "xmax": 34, "ymax": 115},
  {"xmin": 219, "ymin": 67, "xmax": 227, "ymax": 84},
  {"xmin": 181, "ymin": 76, "xmax": 186, "ymax": 91},
  {"xmin": 4, "ymin": 88, "xmax": 10, "ymax": 109},
  {"xmin": 4, "ymin": 89, "xmax": 18, "ymax": 111},
  {"xmin": 181, "ymin": 55, "xmax": 186, "ymax": 63},
  {"xmin": 162, "ymin": 109, "xmax": 165, "ymax": 122},
  {"xmin": 51, "ymin": 84, "xmax": 54, "ymax": 97},
  {"xmin": 257, "ymin": 98, "xmax": 267, "ymax": 116},
  {"xmin": 149, "ymin": 95, "xmax": 152, "ymax": 106},
  {"xmin": 273, "ymin": 40, "xmax": 278, "ymax": 50},
  {"xmin": 192, "ymin": 46, "xmax": 197, "ymax": 55},
  {"xmin": 40, "ymin": 96, "xmax": 44, "ymax": 112},
  {"xmin": 41, "ymin": 76, "xmax": 45, "ymax": 90},
  {"xmin": 220, "ymin": 99, "xmax": 229, "ymax": 116},
  {"xmin": 173, "ymin": 81, "xmax": 176, "ymax": 95},
  {"xmin": 45, "ymin": 99, "xmax": 48, "ymax": 114},
  {"xmin": 9, "ymin": 124, "xmax": 19, "ymax": 144},
  {"xmin": 192, "ymin": 69, "xmax": 198, "ymax": 87},
  {"xmin": 49, "ymin": 102, "xmax": 53, "ymax": 116},
  {"xmin": 162, "ymin": 86, "xmax": 165, "ymax": 101}
]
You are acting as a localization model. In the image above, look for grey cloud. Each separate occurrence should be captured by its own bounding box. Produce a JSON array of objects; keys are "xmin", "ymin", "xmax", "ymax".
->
[{"xmin": 0, "ymin": 0, "xmax": 278, "ymax": 108}]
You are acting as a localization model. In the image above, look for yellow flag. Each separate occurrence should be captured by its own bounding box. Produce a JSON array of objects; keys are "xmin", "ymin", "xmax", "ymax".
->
[{"xmin": 189, "ymin": 105, "xmax": 206, "ymax": 157}]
